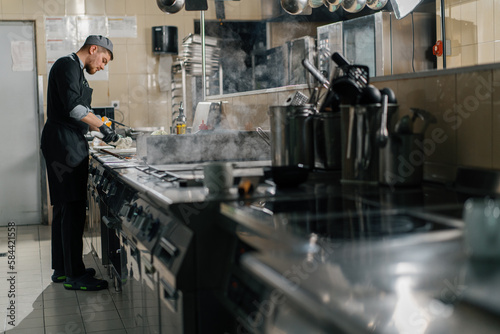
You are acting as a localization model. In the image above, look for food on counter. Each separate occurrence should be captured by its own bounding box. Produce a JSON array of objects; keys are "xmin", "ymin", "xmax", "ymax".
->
[
  {"xmin": 112, "ymin": 136, "xmax": 133, "ymax": 149},
  {"xmin": 151, "ymin": 129, "xmax": 169, "ymax": 135},
  {"xmin": 91, "ymin": 135, "xmax": 133, "ymax": 149}
]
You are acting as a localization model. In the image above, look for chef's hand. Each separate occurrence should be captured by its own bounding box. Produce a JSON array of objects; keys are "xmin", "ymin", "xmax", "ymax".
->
[{"xmin": 98, "ymin": 124, "xmax": 119, "ymax": 143}]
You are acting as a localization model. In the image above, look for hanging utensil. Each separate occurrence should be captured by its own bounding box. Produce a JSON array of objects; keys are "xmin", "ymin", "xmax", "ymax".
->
[
  {"xmin": 309, "ymin": 0, "xmax": 324, "ymax": 7},
  {"xmin": 366, "ymin": 0, "xmax": 388, "ymax": 10},
  {"xmin": 302, "ymin": 58, "xmax": 329, "ymax": 89},
  {"xmin": 256, "ymin": 127, "xmax": 271, "ymax": 146},
  {"xmin": 354, "ymin": 108, "xmax": 364, "ymax": 177},
  {"xmin": 324, "ymin": 0, "xmax": 343, "ymax": 11},
  {"xmin": 281, "ymin": 0, "xmax": 309, "ymax": 15},
  {"xmin": 156, "ymin": 0, "xmax": 184, "ymax": 14},
  {"xmin": 346, "ymin": 106, "xmax": 355, "ymax": 159},
  {"xmin": 376, "ymin": 94, "xmax": 389, "ymax": 147},
  {"xmin": 341, "ymin": 0, "xmax": 366, "ymax": 13}
]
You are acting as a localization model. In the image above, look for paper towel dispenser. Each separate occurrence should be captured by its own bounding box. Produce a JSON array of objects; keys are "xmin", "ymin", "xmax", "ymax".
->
[{"xmin": 152, "ymin": 26, "xmax": 178, "ymax": 55}]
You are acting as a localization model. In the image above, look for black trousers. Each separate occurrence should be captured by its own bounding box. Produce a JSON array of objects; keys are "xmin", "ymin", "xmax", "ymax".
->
[{"xmin": 51, "ymin": 200, "xmax": 87, "ymax": 278}]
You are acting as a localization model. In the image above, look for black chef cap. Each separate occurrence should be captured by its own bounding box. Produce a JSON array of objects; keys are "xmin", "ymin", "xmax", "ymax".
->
[{"xmin": 84, "ymin": 35, "xmax": 114, "ymax": 60}]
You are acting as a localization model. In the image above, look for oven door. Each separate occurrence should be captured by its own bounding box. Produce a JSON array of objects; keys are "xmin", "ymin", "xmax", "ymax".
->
[
  {"xmin": 159, "ymin": 274, "xmax": 185, "ymax": 334},
  {"xmin": 121, "ymin": 236, "xmax": 144, "ymax": 333},
  {"xmin": 101, "ymin": 212, "xmax": 121, "ymax": 280},
  {"xmin": 88, "ymin": 189, "xmax": 101, "ymax": 257},
  {"xmin": 141, "ymin": 254, "xmax": 160, "ymax": 334}
]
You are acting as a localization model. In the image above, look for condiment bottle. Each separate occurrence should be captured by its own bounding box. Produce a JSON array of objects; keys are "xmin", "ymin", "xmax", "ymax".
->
[{"xmin": 176, "ymin": 102, "xmax": 186, "ymax": 135}]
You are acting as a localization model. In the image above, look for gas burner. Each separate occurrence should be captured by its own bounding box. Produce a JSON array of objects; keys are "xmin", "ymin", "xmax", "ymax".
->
[
  {"xmin": 135, "ymin": 165, "xmax": 203, "ymax": 187},
  {"xmin": 135, "ymin": 161, "xmax": 269, "ymax": 188}
]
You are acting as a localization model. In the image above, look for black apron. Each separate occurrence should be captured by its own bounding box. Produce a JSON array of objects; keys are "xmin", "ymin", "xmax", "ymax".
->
[{"xmin": 41, "ymin": 54, "xmax": 93, "ymax": 205}]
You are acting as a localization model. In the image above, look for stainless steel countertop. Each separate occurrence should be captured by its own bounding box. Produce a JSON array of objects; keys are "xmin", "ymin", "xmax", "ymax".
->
[
  {"xmin": 218, "ymin": 185, "xmax": 500, "ymax": 333},
  {"xmin": 241, "ymin": 233, "xmax": 500, "ymax": 333},
  {"xmin": 90, "ymin": 151, "xmax": 273, "ymax": 206}
]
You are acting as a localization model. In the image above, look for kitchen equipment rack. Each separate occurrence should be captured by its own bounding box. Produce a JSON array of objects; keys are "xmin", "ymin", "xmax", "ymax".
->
[{"xmin": 171, "ymin": 60, "xmax": 187, "ymax": 120}]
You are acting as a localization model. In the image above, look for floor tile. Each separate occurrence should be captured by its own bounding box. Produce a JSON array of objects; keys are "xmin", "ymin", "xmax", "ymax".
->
[
  {"xmin": 16, "ymin": 281, "xmax": 43, "ymax": 290},
  {"xmin": 88, "ymin": 330, "xmax": 129, "ymax": 334},
  {"xmin": 83, "ymin": 318, "xmax": 125, "ymax": 332},
  {"xmin": 44, "ymin": 314, "xmax": 83, "ymax": 327},
  {"xmin": 81, "ymin": 309, "xmax": 120, "ymax": 323},
  {"xmin": 6, "ymin": 316, "xmax": 44, "ymax": 330},
  {"xmin": 15, "ymin": 308, "xmax": 43, "ymax": 321},
  {"xmin": 45, "ymin": 322, "xmax": 86, "ymax": 334},
  {"xmin": 15, "ymin": 288, "xmax": 44, "ymax": 297},
  {"xmin": 0, "ymin": 224, "xmax": 136, "ymax": 334},
  {"xmin": 3, "ymin": 327, "xmax": 45, "ymax": 334},
  {"xmin": 42, "ymin": 289, "xmax": 76, "ymax": 301},
  {"xmin": 43, "ymin": 296, "xmax": 79, "ymax": 308},
  {"xmin": 43, "ymin": 304, "xmax": 81, "ymax": 317}
]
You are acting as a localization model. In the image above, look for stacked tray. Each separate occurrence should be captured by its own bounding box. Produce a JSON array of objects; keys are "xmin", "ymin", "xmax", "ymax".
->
[{"xmin": 178, "ymin": 33, "xmax": 221, "ymax": 75}]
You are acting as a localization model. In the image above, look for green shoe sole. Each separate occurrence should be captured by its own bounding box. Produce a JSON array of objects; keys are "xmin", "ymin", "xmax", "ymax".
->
[
  {"xmin": 52, "ymin": 268, "xmax": 97, "ymax": 283},
  {"xmin": 63, "ymin": 282, "xmax": 107, "ymax": 291}
]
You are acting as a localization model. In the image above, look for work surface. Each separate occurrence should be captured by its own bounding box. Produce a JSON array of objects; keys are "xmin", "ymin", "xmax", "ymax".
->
[{"xmin": 221, "ymin": 183, "xmax": 500, "ymax": 333}]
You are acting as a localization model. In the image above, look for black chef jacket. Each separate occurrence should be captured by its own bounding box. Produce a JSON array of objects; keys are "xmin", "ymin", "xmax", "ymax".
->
[{"xmin": 41, "ymin": 53, "xmax": 93, "ymax": 204}]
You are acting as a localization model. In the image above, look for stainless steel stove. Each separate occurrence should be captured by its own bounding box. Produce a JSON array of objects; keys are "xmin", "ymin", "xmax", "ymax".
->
[
  {"xmin": 217, "ymin": 185, "xmax": 464, "ymax": 333},
  {"xmin": 119, "ymin": 193, "xmax": 174, "ymax": 334}
]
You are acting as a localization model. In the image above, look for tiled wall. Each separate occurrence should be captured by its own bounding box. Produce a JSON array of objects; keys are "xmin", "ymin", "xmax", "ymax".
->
[
  {"xmin": 437, "ymin": 0, "xmax": 500, "ymax": 69},
  {"xmin": 0, "ymin": 0, "xmax": 261, "ymax": 129}
]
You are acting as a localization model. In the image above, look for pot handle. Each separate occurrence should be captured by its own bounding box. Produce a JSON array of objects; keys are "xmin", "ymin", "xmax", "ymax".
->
[{"xmin": 256, "ymin": 127, "xmax": 270, "ymax": 146}]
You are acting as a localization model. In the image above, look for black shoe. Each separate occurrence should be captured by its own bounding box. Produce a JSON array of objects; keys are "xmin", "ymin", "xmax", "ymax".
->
[
  {"xmin": 63, "ymin": 272, "xmax": 108, "ymax": 291},
  {"xmin": 52, "ymin": 268, "xmax": 97, "ymax": 283}
]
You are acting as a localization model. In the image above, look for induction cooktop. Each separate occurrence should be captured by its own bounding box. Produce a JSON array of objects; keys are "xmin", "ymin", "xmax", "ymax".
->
[{"xmin": 231, "ymin": 192, "xmax": 460, "ymax": 243}]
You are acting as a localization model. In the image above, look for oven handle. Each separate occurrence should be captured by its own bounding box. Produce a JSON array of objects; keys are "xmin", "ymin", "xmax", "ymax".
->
[
  {"xmin": 160, "ymin": 237, "xmax": 178, "ymax": 257},
  {"xmin": 102, "ymin": 215, "xmax": 121, "ymax": 229},
  {"xmin": 160, "ymin": 277, "xmax": 178, "ymax": 312},
  {"xmin": 142, "ymin": 256, "xmax": 156, "ymax": 290}
]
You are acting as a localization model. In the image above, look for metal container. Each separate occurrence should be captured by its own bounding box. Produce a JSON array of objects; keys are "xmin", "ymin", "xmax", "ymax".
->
[
  {"xmin": 379, "ymin": 133, "xmax": 423, "ymax": 186},
  {"xmin": 340, "ymin": 103, "xmax": 398, "ymax": 184},
  {"xmin": 313, "ymin": 112, "xmax": 341, "ymax": 170},
  {"xmin": 268, "ymin": 105, "xmax": 315, "ymax": 168},
  {"xmin": 317, "ymin": 12, "xmax": 436, "ymax": 78}
]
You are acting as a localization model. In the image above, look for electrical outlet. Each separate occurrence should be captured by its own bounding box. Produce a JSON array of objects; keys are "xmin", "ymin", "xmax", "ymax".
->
[{"xmin": 111, "ymin": 100, "xmax": 120, "ymax": 109}]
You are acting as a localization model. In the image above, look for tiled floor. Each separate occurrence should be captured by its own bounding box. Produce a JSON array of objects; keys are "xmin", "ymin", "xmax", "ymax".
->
[{"xmin": 0, "ymin": 224, "xmax": 127, "ymax": 334}]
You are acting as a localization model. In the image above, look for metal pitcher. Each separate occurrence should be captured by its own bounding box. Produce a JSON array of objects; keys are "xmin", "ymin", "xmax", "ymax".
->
[
  {"xmin": 268, "ymin": 105, "xmax": 315, "ymax": 168},
  {"xmin": 340, "ymin": 103, "xmax": 398, "ymax": 183}
]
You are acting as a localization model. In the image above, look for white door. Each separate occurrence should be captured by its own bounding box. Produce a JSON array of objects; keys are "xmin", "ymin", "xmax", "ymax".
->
[{"xmin": 0, "ymin": 21, "xmax": 42, "ymax": 225}]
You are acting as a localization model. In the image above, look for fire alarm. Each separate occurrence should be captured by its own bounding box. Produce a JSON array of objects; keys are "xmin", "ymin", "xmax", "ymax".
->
[{"xmin": 433, "ymin": 40, "xmax": 443, "ymax": 57}]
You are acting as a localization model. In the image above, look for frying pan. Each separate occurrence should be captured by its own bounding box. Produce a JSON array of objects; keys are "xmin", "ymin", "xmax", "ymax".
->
[
  {"xmin": 107, "ymin": 119, "xmax": 163, "ymax": 139},
  {"xmin": 264, "ymin": 166, "xmax": 309, "ymax": 188}
]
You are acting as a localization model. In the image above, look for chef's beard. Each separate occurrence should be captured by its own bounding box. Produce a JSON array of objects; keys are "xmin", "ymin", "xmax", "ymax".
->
[{"xmin": 85, "ymin": 65, "xmax": 98, "ymax": 75}]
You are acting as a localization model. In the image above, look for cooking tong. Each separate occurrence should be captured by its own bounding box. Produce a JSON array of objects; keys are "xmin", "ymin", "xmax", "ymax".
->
[{"xmin": 106, "ymin": 118, "xmax": 131, "ymax": 129}]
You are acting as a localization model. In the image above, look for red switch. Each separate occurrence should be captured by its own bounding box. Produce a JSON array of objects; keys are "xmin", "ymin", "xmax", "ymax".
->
[{"xmin": 433, "ymin": 40, "xmax": 443, "ymax": 57}]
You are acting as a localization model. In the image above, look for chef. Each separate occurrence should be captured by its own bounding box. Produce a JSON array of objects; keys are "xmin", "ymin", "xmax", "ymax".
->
[{"xmin": 41, "ymin": 35, "xmax": 118, "ymax": 291}]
